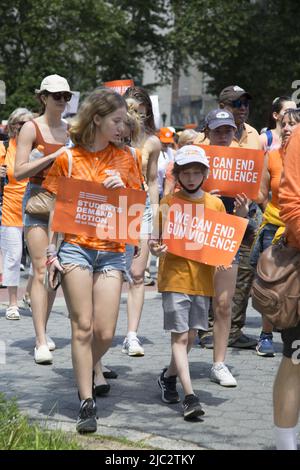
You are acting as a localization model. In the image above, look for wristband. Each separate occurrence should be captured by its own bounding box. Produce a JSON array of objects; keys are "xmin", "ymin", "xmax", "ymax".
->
[{"xmin": 45, "ymin": 256, "xmax": 58, "ymax": 266}]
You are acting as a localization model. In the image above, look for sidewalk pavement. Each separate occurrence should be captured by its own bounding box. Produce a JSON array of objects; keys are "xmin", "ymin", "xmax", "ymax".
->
[{"xmin": 0, "ymin": 272, "xmax": 299, "ymax": 450}]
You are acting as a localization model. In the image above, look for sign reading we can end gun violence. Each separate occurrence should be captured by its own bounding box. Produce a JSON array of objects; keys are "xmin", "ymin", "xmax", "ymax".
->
[
  {"xmin": 162, "ymin": 197, "xmax": 248, "ymax": 267},
  {"xmin": 52, "ymin": 177, "xmax": 146, "ymax": 245},
  {"xmin": 200, "ymin": 144, "xmax": 264, "ymax": 199}
]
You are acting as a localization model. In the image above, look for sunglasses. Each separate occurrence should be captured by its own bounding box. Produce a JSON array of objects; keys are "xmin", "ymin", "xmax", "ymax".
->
[
  {"xmin": 47, "ymin": 91, "xmax": 72, "ymax": 102},
  {"xmin": 231, "ymin": 99, "xmax": 250, "ymax": 109}
]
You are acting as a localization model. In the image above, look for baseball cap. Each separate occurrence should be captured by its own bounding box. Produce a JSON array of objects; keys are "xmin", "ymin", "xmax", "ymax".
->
[
  {"xmin": 158, "ymin": 127, "xmax": 175, "ymax": 143},
  {"xmin": 175, "ymin": 145, "xmax": 209, "ymax": 168},
  {"xmin": 205, "ymin": 109, "xmax": 237, "ymax": 130},
  {"xmin": 35, "ymin": 74, "xmax": 72, "ymax": 94},
  {"xmin": 219, "ymin": 85, "xmax": 252, "ymax": 103}
]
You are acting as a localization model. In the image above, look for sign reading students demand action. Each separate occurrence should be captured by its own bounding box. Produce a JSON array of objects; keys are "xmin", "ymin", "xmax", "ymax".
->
[
  {"xmin": 162, "ymin": 197, "xmax": 248, "ymax": 266},
  {"xmin": 52, "ymin": 178, "xmax": 146, "ymax": 245},
  {"xmin": 200, "ymin": 144, "xmax": 264, "ymax": 199}
]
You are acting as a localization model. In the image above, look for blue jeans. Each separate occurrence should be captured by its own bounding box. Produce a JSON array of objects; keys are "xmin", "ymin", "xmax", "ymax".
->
[{"xmin": 249, "ymin": 224, "xmax": 278, "ymax": 268}]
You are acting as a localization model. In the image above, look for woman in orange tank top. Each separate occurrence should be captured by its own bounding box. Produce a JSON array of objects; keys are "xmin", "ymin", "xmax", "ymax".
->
[
  {"xmin": 254, "ymin": 108, "xmax": 300, "ymax": 357},
  {"xmin": 14, "ymin": 74, "xmax": 71, "ymax": 365},
  {"xmin": 0, "ymin": 108, "xmax": 33, "ymax": 320}
]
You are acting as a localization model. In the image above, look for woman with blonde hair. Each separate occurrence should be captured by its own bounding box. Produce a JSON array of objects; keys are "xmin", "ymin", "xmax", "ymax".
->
[
  {"xmin": 0, "ymin": 108, "xmax": 33, "ymax": 319},
  {"xmin": 44, "ymin": 87, "xmax": 141, "ymax": 433},
  {"xmin": 120, "ymin": 86, "xmax": 161, "ymax": 356},
  {"xmin": 15, "ymin": 74, "xmax": 71, "ymax": 363}
]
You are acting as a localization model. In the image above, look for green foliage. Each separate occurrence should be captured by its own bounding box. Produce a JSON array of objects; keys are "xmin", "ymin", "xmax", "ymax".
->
[
  {"xmin": 0, "ymin": 0, "xmax": 170, "ymax": 118},
  {"xmin": 169, "ymin": 0, "xmax": 300, "ymax": 128},
  {"xmin": 0, "ymin": 393, "xmax": 80, "ymax": 450}
]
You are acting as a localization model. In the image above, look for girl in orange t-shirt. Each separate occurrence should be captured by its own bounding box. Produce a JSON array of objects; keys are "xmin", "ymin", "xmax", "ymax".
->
[
  {"xmin": 44, "ymin": 88, "xmax": 142, "ymax": 433},
  {"xmin": 0, "ymin": 108, "xmax": 33, "ymax": 319}
]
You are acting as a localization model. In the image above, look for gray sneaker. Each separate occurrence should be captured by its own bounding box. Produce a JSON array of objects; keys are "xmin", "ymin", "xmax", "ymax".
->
[
  {"xmin": 182, "ymin": 394, "xmax": 205, "ymax": 419},
  {"xmin": 76, "ymin": 398, "xmax": 97, "ymax": 433}
]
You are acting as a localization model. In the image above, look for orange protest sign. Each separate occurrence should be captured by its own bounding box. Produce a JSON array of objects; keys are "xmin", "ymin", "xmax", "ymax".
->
[
  {"xmin": 162, "ymin": 197, "xmax": 248, "ymax": 266},
  {"xmin": 199, "ymin": 144, "xmax": 264, "ymax": 199},
  {"xmin": 103, "ymin": 79, "xmax": 134, "ymax": 95},
  {"xmin": 52, "ymin": 178, "xmax": 146, "ymax": 245}
]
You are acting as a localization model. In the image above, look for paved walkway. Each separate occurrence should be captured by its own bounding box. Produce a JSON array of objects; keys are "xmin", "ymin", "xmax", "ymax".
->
[{"xmin": 0, "ymin": 272, "xmax": 299, "ymax": 450}]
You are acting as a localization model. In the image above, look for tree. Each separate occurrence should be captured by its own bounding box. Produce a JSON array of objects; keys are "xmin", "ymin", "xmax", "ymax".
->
[
  {"xmin": 0, "ymin": 0, "xmax": 170, "ymax": 118},
  {"xmin": 169, "ymin": 0, "xmax": 300, "ymax": 129}
]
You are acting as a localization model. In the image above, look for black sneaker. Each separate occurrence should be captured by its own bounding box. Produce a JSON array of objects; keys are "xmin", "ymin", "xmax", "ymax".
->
[
  {"xmin": 76, "ymin": 398, "xmax": 97, "ymax": 433},
  {"xmin": 182, "ymin": 394, "xmax": 205, "ymax": 419},
  {"xmin": 158, "ymin": 368, "xmax": 180, "ymax": 404}
]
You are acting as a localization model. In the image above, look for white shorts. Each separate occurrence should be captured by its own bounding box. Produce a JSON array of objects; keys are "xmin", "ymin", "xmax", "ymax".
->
[{"xmin": 0, "ymin": 226, "xmax": 23, "ymax": 286}]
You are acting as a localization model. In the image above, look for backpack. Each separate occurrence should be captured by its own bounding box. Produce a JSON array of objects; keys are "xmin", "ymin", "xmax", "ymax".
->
[{"xmin": 251, "ymin": 239, "xmax": 300, "ymax": 329}]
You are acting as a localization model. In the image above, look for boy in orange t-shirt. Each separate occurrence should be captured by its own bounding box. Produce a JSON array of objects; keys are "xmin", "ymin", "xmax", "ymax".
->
[{"xmin": 149, "ymin": 145, "xmax": 225, "ymax": 419}]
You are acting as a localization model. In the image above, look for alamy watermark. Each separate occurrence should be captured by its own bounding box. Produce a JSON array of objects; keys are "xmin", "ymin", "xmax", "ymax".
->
[
  {"xmin": 291, "ymin": 80, "xmax": 300, "ymax": 106},
  {"xmin": 291, "ymin": 339, "xmax": 300, "ymax": 365},
  {"xmin": 0, "ymin": 80, "xmax": 6, "ymax": 104}
]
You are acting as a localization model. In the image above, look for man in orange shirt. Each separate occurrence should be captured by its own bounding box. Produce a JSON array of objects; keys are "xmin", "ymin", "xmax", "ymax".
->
[{"xmin": 273, "ymin": 125, "xmax": 300, "ymax": 450}]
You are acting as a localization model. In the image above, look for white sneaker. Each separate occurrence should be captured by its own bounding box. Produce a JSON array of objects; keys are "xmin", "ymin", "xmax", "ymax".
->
[
  {"xmin": 5, "ymin": 306, "xmax": 20, "ymax": 320},
  {"xmin": 34, "ymin": 345, "xmax": 53, "ymax": 364},
  {"xmin": 122, "ymin": 336, "xmax": 144, "ymax": 356},
  {"xmin": 46, "ymin": 335, "xmax": 56, "ymax": 351},
  {"xmin": 210, "ymin": 363, "xmax": 237, "ymax": 387}
]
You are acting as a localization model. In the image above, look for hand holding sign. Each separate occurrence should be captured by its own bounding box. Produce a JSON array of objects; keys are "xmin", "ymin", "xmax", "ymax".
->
[
  {"xmin": 103, "ymin": 170, "xmax": 125, "ymax": 189},
  {"xmin": 148, "ymin": 239, "xmax": 168, "ymax": 257},
  {"xmin": 233, "ymin": 193, "xmax": 249, "ymax": 218}
]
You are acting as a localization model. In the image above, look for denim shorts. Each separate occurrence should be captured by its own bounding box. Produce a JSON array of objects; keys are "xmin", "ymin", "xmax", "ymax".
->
[
  {"xmin": 162, "ymin": 292, "xmax": 210, "ymax": 333},
  {"xmin": 23, "ymin": 183, "xmax": 48, "ymax": 228},
  {"xmin": 58, "ymin": 241, "xmax": 126, "ymax": 274}
]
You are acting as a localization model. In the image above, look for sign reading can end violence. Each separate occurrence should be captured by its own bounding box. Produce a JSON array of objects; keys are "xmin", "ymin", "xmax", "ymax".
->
[
  {"xmin": 52, "ymin": 178, "xmax": 146, "ymax": 245},
  {"xmin": 162, "ymin": 197, "xmax": 248, "ymax": 266},
  {"xmin": 103, "ymin": 79, "xmax": 134, "ymax": 96},
  {"xmin": 199, "ymin": 144, "xmax": 264, "ymax": 199}
]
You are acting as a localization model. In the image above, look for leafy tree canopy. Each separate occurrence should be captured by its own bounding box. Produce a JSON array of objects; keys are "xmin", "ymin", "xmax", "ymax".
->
[{"xmin": 0, "ymin": 0, "xmax": 170, "ymax": 118}]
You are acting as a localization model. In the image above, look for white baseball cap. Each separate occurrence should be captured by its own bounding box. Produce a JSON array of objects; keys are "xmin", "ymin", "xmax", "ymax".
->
[
  {"xmin": 174, "ymin": 145, "xmax": 209, "ymax": 168},
  {"xmin": 35, "ymin": 74, "xmax": 72, "ymax": 94}
]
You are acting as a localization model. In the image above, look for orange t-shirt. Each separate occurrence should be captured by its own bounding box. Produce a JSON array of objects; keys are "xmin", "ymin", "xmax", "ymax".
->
[
  {"xmin": 1, "ymin": 139, "xmax": 28, "ymax": 227},
  {"xmin": 43, "ymin": 144, "xmax": 142, "ymax": 252},
  {"xmin": 268, "ymin": 148, "xmax": 283, "ymax": 209},
  {"xmin": 279, "ymin": 125, "xmax": 300, "ymax": 249}
]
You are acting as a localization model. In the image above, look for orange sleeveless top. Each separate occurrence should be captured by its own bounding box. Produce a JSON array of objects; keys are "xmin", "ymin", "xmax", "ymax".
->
[
  {"xmin": 30, "ymin": 120, "xmax": 66, "ymax": 185},
  {"xmin": 268, "ymin": 148, "xmax": 283, "ymax": 209}
]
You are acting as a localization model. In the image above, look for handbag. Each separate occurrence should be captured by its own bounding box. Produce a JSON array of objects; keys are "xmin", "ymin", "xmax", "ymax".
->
[
  {"xmin": 251, "ymin": 238, "xmax": 300, "ymax": 329},
  {"xmin": 25, "ymin": 148, "xmax": 73, "ymax": 221}
]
